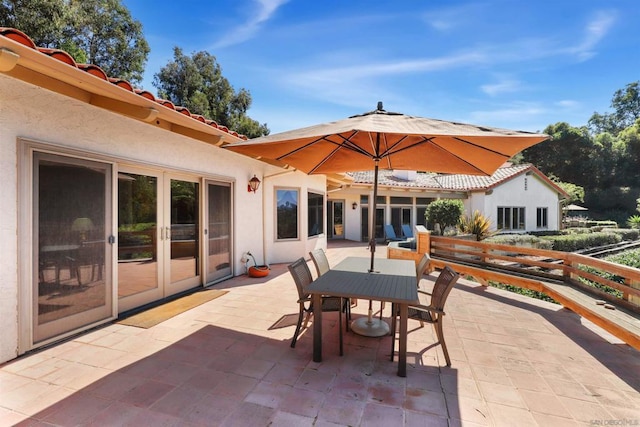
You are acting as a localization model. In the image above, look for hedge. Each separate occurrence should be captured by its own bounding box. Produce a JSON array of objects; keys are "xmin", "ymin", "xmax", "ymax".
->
[{"xmin": 541, "ymin": 231, "xmax": 622, "ymax": 252}]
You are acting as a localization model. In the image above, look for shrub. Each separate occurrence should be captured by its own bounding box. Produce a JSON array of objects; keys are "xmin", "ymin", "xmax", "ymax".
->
[
  {"xmin": 607, "ymin": 228, "xmax": 640, "ymax": 241},
  {"xmin": 485, "ymin": 234, "xmax": 553, "ymax": 250},
  {"xmin": 541, "ymin": 231, "xmax": 622, "ymax": 251},
  {"xmin": 586, "ymin": 220, "xmax": 618, "ymax": 228},
  {"xmin": 426, "ymin": 199, "xmax": 464, "ymax": 235},
  {"xmin": 627, "ymin": 215, "xmax": 640, "ymax": 229},
  {"xmin": 458, "ymin": 210, "xmax": 494, "ymax": 241}
]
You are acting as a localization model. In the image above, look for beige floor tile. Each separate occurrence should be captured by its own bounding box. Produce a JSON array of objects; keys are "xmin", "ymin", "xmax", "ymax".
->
[{"xmin": 1, "ymin": 241, "xmax": 638, "ymax": 426}]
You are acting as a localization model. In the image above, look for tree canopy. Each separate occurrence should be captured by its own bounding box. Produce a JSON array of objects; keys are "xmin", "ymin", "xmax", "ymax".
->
[
  {"xmin": 153, "ymin": 47, "xmax": 269, "ymax": 138},
  {"xmin": 521, "ymin": 81, "xmax": 640, "ymax": 225},
  {"xmin": 0, "ymin": 0, "xmax": 149, "ymax": 83},
  {"xmin": 588, "ymin": 81, "xmax": 640, "ymax": 136}
]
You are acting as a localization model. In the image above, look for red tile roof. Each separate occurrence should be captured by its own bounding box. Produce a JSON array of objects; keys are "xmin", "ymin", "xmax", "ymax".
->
[
  {"xmin": 349, "ymin": 163, "xmax": 570, "ymax": 197},
  {"xmin": 0, "ymin": 27, "xmax": 247, "ymax": 140}
]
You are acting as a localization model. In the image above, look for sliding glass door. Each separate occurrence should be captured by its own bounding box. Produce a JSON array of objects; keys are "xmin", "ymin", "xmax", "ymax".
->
[
  {"xmin": 205, "ymin": 181, "xmax": 232, "ymax": 284},
  {"xmin": 33, "ymin": 153, "xmax": 113, "ymax": 343}
]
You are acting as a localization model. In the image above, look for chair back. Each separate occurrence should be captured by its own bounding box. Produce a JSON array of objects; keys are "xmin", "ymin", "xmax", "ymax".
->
[
  {"xmin": 431, "ymin": 266, "xmax": 459, "ymax": 312},
  {"xmin": 384, "ymin": 224, "xmax": 398, "ymax": 240},
  {"xmin": 415, "ymin": 253, "xmax": 431, "ymax": 286},
  {"xmin": 309, "ymin": 249, "xmax": 330, "ymax": 276},
  {"xmin": 401, "ymin": 224, "xmax": 414, "ymax": 238},
  {"xmin": 288, "ymin": 257, "xmax": 313, "ymax": 299}
]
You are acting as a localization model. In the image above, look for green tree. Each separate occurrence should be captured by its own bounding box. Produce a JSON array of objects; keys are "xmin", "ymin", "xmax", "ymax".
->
[
  {"xmin": 0, "ymin": 0, "xmax": 149, "ymax": 83},
  {"xmin": 588, "ymin": 81, "xmax": 640, "ymax": 136},
  {"xmin": 0, "ymin": 0, "xmax": 67, "ymax": 46},
  {"xmin": 153, "ymin": 47, "xmax": 269, "ymax": 139},
  {"xmin": 616, "ymin": 120, "xmax": 640, "ymax": 188},
  {"xmin": 522, "ymin": 122, "xmax": 601, "ymax": 189},
  {"xmin": 550, "ymin": 177, "xmax": 585, "ymax": 205},
  {"xmin": 425, "ymin": 199, "xmax": 464, "ymax": 235}
]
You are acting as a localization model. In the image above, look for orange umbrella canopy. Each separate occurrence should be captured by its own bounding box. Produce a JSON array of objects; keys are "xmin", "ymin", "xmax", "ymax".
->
[
  {"xmin": 225, "ymin": 103, "xmax": 549, "ymax": 176},
  {"xmin": 226, "ymin": 102, "xmax": 548, "ymax": 273}
]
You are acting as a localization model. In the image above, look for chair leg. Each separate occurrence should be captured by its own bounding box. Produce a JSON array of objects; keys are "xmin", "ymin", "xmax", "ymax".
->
[
  {"xmin": 435, "ymin": 319, "xmax": 451, "ymax": 366},
  {"xmin": 389, "ymin": 303, "xmax": 397, "ymax": 361},
  {"xmin": 344, "ymin": 299, "xmax": 351, "ymax": 332},
  {"xmin": 339, "ymin": 299, "xmax": 344, "ymax": 356},
  {"xmin": 291, "ymin": 306, "xmax": 305, "ymax": 348}
]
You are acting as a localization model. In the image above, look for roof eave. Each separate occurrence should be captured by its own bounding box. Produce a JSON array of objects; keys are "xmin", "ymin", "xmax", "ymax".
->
[{"xmin": 0, "ymin": 39, "xmax": 241, "ymax": 147}]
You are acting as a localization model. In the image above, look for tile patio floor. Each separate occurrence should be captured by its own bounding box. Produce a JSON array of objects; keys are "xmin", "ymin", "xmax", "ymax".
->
[{"xmin": 1, "ymin": 241, "xmax": 639, "ymax": 426}]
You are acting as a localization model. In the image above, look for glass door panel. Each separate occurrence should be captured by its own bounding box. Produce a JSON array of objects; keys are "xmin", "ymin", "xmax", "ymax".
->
[
  {"xmin": 167, "ymin": 178, "xmax": 200, "ymax": 293},
  {"xmin": 34, "ymin": 153, "xmax": 112, "ymax": 343},
  {"xmin": 361, "ymin": 207, "xmax": 385, "ymax": 242},
  {"xmin": 206, "ymin": 181, "xmax": 232, "ymax": 284},
  {"xmin": 327, "ymin": 201, "xmax": 344, "ymax": 239},
  {"xmin": 117, "ymin": 171, "xmax": 162, "ymax": 312}
]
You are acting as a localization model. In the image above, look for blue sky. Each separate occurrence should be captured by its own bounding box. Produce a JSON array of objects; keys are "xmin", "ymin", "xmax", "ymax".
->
[{"xmin": 123, "ymin": 0, "xmax": 640, "ymax": 135}]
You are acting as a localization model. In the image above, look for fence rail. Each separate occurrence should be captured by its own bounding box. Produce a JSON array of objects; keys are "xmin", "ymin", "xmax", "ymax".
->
[{"xmin": 388, "ymin": 232, "xmax": 640, "ymax": 350}]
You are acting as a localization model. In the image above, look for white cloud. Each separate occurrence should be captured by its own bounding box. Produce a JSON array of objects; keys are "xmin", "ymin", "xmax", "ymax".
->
[
  {"xmin": 213, "ymin": 0, "xmax": 290, "ymax": 48},
  {"xmin": 422, "ymin": 3, "xmax": 488, "ymax": 32},
  {"xmin": 566, "ymin": 10, "xmax": 617, "ymax": 61},
  {"xmin": 481, "ymin": 78, "xmax": 523, "ymax": 96},
  {"xmin": 556, "ymin": 100, "xmax": 580, "ymax": 109}
]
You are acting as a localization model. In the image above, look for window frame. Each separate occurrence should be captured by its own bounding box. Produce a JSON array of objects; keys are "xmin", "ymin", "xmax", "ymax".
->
[
  {"xmin": 536, "ymin": 207, "xmax": 548, "ymax": 229},
  {"xmin": 275, "ymin": 187, "xmax": 300, "ymax": 241},
  {"xmin": 497, "ymin": 206, "xmax": 526, "ymax": 231}
]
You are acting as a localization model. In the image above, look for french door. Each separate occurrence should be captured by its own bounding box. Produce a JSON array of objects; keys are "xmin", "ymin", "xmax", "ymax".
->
[
  {"xmin": 118, "ymin": 171, "xmax": 202, "ymax": 312},
  {"xmin": 33, "ymin": 153, "xmax": 113, "ymax": 343}
]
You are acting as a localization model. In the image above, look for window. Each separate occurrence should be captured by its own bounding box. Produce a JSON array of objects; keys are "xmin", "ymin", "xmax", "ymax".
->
[
  {"xmin": 537, "ymin": 207, "xmax": 548, "ymax": 228},
  {"xmin": 276, "ymin": 188, "xmax": 299, "ymax": 240},
  {"xmin": 497, "ymin": 207, "xmax": 525, "ymax": 230},
  {"xmin": 308, "ymin": 192, "xmax": 324, "ymax": 237}
]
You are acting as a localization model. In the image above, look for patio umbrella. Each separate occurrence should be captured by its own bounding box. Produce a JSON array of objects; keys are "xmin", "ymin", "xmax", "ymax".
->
[
  {"xmin": 225, "ymin": 102, "xmax": 548, "ymax": 334},
  {"xmin": 563, "ymin": 204, "xmax": 588, "ymax": 211}
]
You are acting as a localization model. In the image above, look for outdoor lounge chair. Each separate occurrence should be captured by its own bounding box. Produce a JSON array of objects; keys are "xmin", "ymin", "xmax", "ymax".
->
[
  {"xmin": 384, "ymin": 224, "xmax": 404, "ymax": 242},
  {"xmin": 390, "ymin": 265, "xmax": 459, "ymax": 366},
  {"xmin": 401, "ymin": 224, "xmax": 414, "ymax": 239},
  {"xmin": 288, "ymin": 257, "xmax": 348, "ymax": 355}
]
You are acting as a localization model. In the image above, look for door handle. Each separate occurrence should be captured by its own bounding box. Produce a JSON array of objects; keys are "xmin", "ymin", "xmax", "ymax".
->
[{"xmin": 165, "ymin": 226, "xmax": 171, "ymax": 240}]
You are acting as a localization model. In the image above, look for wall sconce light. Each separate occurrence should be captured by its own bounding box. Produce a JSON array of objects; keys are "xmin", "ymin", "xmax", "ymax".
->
[
  {"xmin": 352, "ymin": 202, "xmax": 358, "ymax": 210},
  {"xmin": 248, "ymin": 175, "xmax": 261, "ymax": 193}
]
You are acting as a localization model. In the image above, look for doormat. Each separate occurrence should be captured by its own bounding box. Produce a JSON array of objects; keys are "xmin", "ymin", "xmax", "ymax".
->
[{"xmin": 117, "ymin": 289, "xmax": 228, "ymax": 328}]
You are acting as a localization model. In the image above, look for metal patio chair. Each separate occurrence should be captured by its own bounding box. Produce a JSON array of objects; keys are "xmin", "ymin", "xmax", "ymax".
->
[
  {"xmin": 390, "ymin": 265, "xmax": 459, "ymax": 366},
  {"xmin": 288, "ymin": 257, "xmax": 348, "ymax": 355},
  {"xmin": 309, "ymin": 248, "xmax": 352, "ymax": 327}
]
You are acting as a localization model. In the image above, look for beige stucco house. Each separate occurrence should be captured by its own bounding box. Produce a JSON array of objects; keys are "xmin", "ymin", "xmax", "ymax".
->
[{"xmin": 0, "ymin": 28, "xmax": 327, "ymax": 363}]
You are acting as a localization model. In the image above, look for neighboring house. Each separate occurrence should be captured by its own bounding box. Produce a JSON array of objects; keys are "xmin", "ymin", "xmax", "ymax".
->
[
  {"xmin": 0, "ymin": 28, "xmax": 326, "ymax": 363},
  {"xmin": 326, "ymin": 164, "xmax": 569, "ymax": 242}
]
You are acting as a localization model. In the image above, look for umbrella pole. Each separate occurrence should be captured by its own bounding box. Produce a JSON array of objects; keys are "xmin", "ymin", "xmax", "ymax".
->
[{"xmin": 351, "ymin": 152, "xmax": 390, "ymax": 337}]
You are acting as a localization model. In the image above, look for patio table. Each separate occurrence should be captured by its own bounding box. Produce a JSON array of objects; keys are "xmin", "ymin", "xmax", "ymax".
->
[{"xmin": 306, "ymin": 257, "xmax": 418, "ymax": 377}]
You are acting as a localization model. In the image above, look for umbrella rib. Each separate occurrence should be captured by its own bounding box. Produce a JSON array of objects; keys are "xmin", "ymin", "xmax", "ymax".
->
[{"xmin": 452, "ymin": 136, "xmax": 515, "ymax": 157}]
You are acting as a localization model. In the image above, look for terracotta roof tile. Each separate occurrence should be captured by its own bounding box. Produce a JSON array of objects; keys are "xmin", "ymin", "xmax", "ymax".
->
[
  {"xmin": 108, "ymin": 77, "xmax": 134, "ymax": 92},
  {"xmin": 348, "ymin": 163, "xmax": 566, "ymax": 196},
  {"xmin": 0, "ymin": 28, "xmax": 35, "ymax": 48},
  {"xmin": 76, "ymin": 63, "xmax": 108, "ymax": 80},
  {"xmin": 37, "ymin": 47, "xmax": 77, "ymax": 66},
  {"xmin": 0, "ymin": 27, "xmax": 248, "ymax": 140}
]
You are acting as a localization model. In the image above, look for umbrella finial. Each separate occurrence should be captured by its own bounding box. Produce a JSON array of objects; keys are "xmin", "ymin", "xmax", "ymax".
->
[{"xmin": 377, "ymin": 101, "xmax": 384, "ymax": 111}]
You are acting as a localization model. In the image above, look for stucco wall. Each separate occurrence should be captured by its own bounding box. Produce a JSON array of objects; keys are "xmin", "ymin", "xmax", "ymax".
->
[
  {"xmin": 481, "ymin": 173, "xmax": 562, "ymax": 231},
  {"xmin": 0, "ymin": 74, "xmax": 322, "ymax": 362}
]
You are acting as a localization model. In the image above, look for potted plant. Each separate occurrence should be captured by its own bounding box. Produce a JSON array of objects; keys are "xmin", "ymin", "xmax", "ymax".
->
[{"xmin": 246, "ymin": 252, "xmax": 270, "ymax": 277}]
